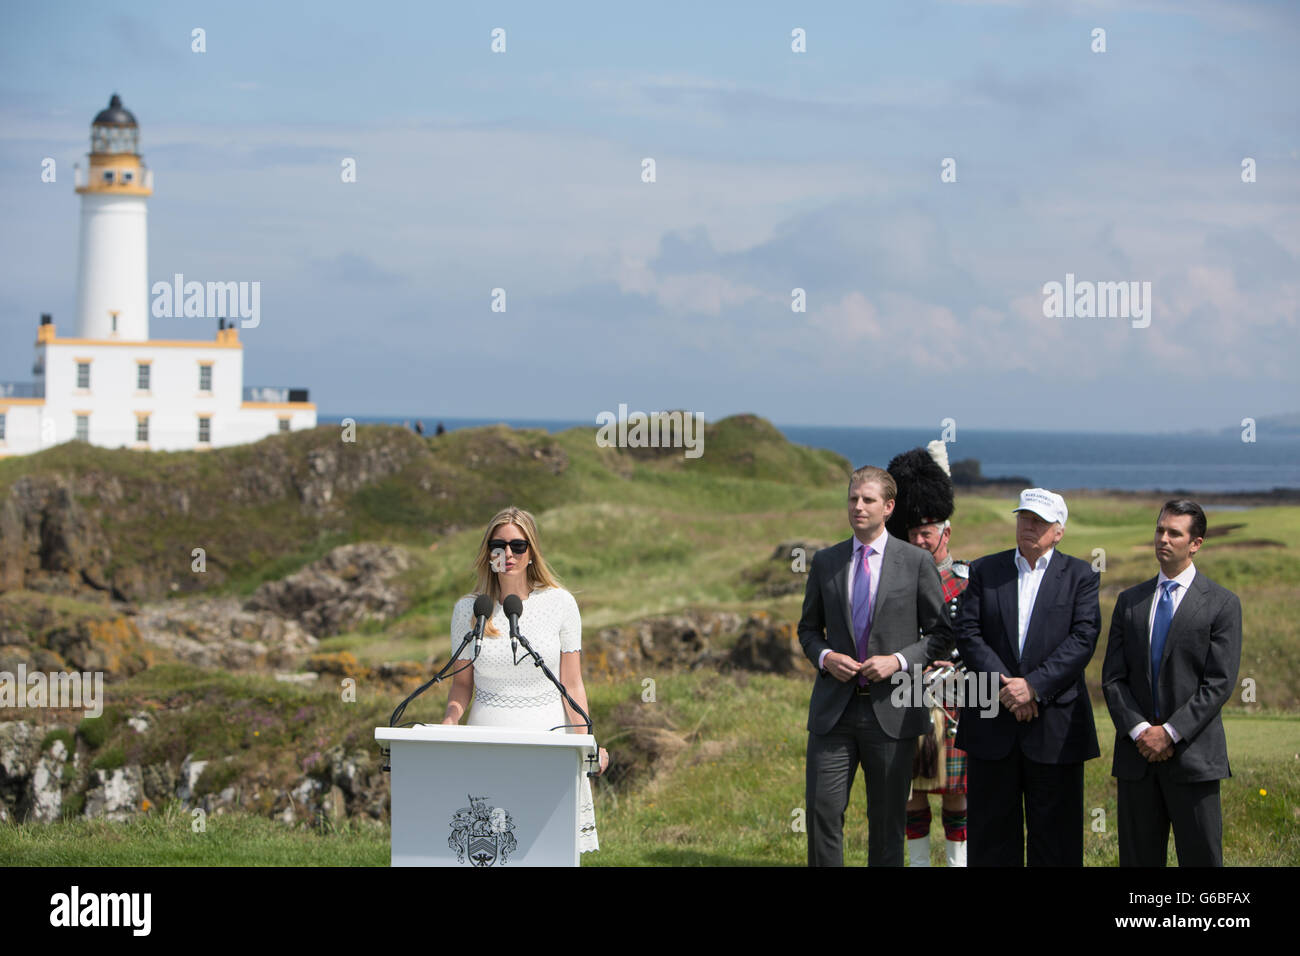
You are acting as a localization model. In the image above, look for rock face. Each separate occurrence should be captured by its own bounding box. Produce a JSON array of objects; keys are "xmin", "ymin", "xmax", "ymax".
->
[
  {"xmin": 744, "ymin": 540, "xmax": 833, "ymax": 598},
  {"xmin": 0, "ymin": 606, "xmax": 811, "ymax": 826},
  {"xmin": 0, "ymin": 426, "xmax": 428, "ymax": 603},
  {"xmin": 30, "ymin": 738, "xmax": 67, "ymax": 822},
  {"xmin": 133, "ymin": 597, "xmax": 318, "ymax": 671},
  {"xmin": 0, "ymin": 594, "xmax": 154, "ymax": 679},
  {"xmin": 0, "ymin": 720, "xmax": 43, "ymax": 818},
  {"xmin": 726, "ymin": 619, "xmax": 812, "ymax": 675},
  {"xmin": 244, "ymin": 543, "xmax": 413, "ymax": 637},
  {"xmin": 0, "ymin": 474, "xmax": 119, "ymax": 598},
  {"xmin": 594, "ymin": 612, "xmax": 744, "ymax": 676},
  {"xmin": 84, "ymin": 766, "xmax": 144, "ymax": 821},
  {"xmin": 591, "ymin": 611, "xmax": 813, "ymax": 678}
]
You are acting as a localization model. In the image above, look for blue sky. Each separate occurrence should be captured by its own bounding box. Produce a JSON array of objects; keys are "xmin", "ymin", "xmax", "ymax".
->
[{"xmin": 2, "ymin": 0, "xmax": 1297, "ymax": 431}]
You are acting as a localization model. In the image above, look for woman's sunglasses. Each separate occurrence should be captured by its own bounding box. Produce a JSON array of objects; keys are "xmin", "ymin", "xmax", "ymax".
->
[{"xmin": 489, "ymin": 538, "xmax": 530, "ymax": 554}]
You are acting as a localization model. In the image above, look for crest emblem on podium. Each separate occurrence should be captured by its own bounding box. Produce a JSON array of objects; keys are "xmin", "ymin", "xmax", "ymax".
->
[{"xmin": 449, "ymin": 794, "xmax": 519, "ymax": 866}]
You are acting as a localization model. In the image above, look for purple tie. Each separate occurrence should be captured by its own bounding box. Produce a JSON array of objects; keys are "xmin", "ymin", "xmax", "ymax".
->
[{"xmin": 852, "ymin": 545, "xmax": 874, "ymax": 685}]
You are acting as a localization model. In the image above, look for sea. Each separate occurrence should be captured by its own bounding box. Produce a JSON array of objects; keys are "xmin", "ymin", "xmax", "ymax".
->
[{"xmin": 325, "ymin": 415, "xmax": 1300, "ymax": 494}]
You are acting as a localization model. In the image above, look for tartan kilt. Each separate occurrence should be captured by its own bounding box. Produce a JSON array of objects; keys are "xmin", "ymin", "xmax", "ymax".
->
[{"xmin": 912, "ymin": 707, "xmax": 967, "ymax": 795}]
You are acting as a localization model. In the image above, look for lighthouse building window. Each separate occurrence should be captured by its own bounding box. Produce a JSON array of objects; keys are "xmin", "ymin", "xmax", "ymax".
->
[
  {"xmin": 136, "ymin": 417, "xmax": 149, "ymax": 443},
  {"xmin": 0, "ymin": 413, "xmax": 6, "ymax": 442},
  {"xmin": 77, "ymin": 363, "xmax": 91, "ymax": 389},
  {"xmin": 76, "ymin": 415, "xmax": 89, "ymax": 442},
  {"xmin": 101, "ymin": 170, "xmax": 114, "ymax": 184},
  {"xmin": 198, "ymin": 417, "xmax": 211, "ymax": 444},
  {"xmin": 137, "ymin": 364, "xmax": 150, "ymax": 390},
  {"xmin": 199, "ymin": 365, "xmax": 212, "ymax": 392},
  {"xmin": 122, "ymin": 170, "xmax": 134, "ymax": 183}
]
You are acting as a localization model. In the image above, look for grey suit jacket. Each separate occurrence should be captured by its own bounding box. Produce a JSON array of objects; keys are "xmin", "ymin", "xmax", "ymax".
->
[
  {"xmin": 1102, "ymin": 569, "xmax": 1242, "ymax": 782},
  {"xmin": 797, "ymin": 535, "xmax": 953, "ymax": 738}
]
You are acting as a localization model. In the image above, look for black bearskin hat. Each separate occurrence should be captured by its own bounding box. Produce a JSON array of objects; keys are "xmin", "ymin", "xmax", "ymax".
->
[{"xmin": 886, "ymin": 442, "xmax": 954, "ymax": 540}]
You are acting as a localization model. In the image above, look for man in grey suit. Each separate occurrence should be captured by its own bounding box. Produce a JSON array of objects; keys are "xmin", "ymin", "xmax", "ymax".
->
[
  {"xmin": 798, "ymin": 465, "xmax": 953, "ymax": 866},
  {"xmin": 1102, "ymin": 499, "xmax": 1242, "ymax": 866}
]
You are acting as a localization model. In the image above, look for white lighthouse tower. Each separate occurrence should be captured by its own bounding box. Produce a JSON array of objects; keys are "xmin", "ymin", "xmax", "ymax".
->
[
  {"xmin": 73, "ymin": 93, "xmax": 152, "ymax": 340},
  {"xmin": 0, "ymin": 95, "xmax": 316, "ymax": 459}
]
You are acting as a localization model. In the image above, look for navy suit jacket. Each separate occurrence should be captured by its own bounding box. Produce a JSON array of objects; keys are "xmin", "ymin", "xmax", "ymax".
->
[{"xmin": 954, "ymin": 548, "xmax": 1102, "ymax": 764}]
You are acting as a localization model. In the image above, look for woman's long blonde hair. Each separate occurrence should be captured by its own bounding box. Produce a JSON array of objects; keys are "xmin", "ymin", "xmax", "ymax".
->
[{"xmin": 469, "ymin": 506, "xmax": 563, "ymax": 636}]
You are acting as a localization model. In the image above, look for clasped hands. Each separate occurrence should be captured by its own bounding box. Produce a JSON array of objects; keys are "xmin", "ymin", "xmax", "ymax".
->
[
  {"xmin": 999, "ymin": 675, "xmax": 1038, "ymax": 722},
  {"xmin": 823, "ymin": 651, "xmax": 900, "ymax": 683},
  {"xmin": 1135, "ymin": 726, "xmax": 1174, "ymax": 762}
]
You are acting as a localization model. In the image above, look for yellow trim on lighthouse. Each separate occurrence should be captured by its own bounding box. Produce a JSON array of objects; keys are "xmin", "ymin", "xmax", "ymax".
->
[{"xmin": 76, "ymin": 153, "xmax": 153, "ymax": 197}]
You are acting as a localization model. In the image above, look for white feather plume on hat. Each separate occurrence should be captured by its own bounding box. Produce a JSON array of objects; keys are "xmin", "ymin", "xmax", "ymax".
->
[{"xmin": 927, "ymin": 439, "xmax": 951, "ymax": 477}]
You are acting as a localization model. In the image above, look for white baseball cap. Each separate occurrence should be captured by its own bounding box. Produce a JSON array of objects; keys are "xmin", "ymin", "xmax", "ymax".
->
[{"xmin": 1013, "ymin": 488, "xmax": 1068, "ymax": 527}]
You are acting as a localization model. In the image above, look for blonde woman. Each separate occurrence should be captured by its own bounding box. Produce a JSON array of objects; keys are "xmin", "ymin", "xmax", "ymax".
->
[{"xmin": 441, "ymin": 506, "xmax": 607, "ymax": 854}]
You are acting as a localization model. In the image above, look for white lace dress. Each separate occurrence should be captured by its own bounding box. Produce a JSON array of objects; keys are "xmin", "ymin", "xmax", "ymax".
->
[{"xmin": 450, "ymin": 586, "xmax": 598, "ymax": 854}]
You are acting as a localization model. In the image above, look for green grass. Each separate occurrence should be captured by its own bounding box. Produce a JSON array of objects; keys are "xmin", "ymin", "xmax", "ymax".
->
[
  {"xmin": 0, "ymin": 800, "xmax": 387, "ymax": 865},
  {"xmin": 4, "ymin": 681, "xmax": 1294, "ymax": 865},
  {"xmin": 3, "ymin": 420, "xmax": 1297, "ymax": 865}
]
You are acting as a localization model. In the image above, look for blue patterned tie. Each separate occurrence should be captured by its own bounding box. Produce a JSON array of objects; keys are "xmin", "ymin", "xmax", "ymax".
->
[
  {"xmin": 1149, "ymin": 581, "xmax": 1178, "ymax": 718},
  {"xmin": 852, "ymin": 545, "xmax": 874, "ymax": 686}
]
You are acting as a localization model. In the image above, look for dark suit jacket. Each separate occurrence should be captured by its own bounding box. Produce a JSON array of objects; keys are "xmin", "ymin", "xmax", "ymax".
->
[
  {"xmin": 1102, "ymin": 570, "xmax": 1242, "ymax": 783},
  {"xmin": 954, "ymin": 548, "xmax": 1101, "ymax": 764},
  {"xmin": 797, "ymin": 535, "xmax": 952, "ymax": 738}
]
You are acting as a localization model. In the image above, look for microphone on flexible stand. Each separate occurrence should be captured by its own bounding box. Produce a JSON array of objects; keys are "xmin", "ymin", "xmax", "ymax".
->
[
  {"xmin": 387, "ymin": 592, "xmax": 495, "ymax": 732},
  {"xmin": 471, "ymin": 592, "xmax": 493, "ymax": 659},
  {"xmin": 503, "ymin": 594, "xmax": 523, "ymax": 661}
]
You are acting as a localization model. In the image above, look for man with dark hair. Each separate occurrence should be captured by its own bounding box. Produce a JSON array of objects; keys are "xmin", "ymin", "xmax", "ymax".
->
[
  {"xmin": 798, "ymin": 464, "xmax": 953, "ymax": 866},
  {"xmin": 954, "ymin": 488, "xmax": 1102, "ymax": 866},
  {"xmin": 1102, "ymin": 499, "xmax": 1241, "ymax": 866}
]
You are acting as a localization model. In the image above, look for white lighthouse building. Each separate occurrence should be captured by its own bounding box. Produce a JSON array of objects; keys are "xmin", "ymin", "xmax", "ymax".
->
[{"xmin": 0, "ymin": 94, "xmax": 316, "ymax": 458}]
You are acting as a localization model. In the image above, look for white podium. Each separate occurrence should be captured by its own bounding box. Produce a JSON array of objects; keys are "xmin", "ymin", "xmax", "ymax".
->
[{"xmin": 376, "ymin": 724, "xmax": 596, "ymax": 867}]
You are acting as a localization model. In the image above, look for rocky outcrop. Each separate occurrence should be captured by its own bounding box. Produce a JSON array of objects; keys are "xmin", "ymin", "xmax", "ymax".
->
[
  {"xmin": 0, "ymin": 474, "xmax": 119, "ymax": 598},
  {"xmin": 590, "ymin": 610, "xmax": 813, "ymax": 678},
  {"xmin": 726, "ymin": 618, "xmax": 812, "ymax": 675},
  {"xmin": 744, "ymin": 539, "xmax": 832, "ymax": 597},
  {"xmin": 244, "ymin": 543, "xmax": 413, "ymax": 637},
  {"xmin": 133, "ymin": 597, "xmax": 318, "ymax": 671},
  {"xmin": 0, "ymin": 722, "xmax": 391, "ymax": 827},
  {"xmin": 84, "ymin": 765, "xmax": 144, "ymax": 821},
  {"xmin": 0, "ymin": 426, "xmax": 429, "ymax": 603},
  {"xmin": 0, "ymin": 594, "xmax": 154, "ymax": 678},
  {"xmin": 593, "ymin": 612, "xmax": 744, "ymax": 677}
]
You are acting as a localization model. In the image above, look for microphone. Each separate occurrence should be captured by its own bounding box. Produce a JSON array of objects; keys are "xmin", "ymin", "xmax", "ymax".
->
[
  {"xmin": 503, "ymin": 594, "xmax": 523, "ymax": 660},
  {"xmin": 471, "ymin": 593, "xmax": 493, "ymax": 659}
]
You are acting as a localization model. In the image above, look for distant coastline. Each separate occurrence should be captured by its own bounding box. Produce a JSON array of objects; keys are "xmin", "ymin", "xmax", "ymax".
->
[{"xmin": 321, "ymin": 414, "xmax": 1300, "ymax": 496}]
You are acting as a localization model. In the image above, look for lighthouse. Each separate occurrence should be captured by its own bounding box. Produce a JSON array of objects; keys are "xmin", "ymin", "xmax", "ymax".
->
[
  {"xmin": 0, "ymin": 93, "xmax": 315, "ymax": 459},
  {"xmin": 73, "ymin": 94, "xmax": 152, "ymax": 341}
]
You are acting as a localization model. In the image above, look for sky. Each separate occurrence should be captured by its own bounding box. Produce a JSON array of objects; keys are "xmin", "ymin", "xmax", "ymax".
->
[{"xmin": 2, "ymin": 0, "xmax": 1297, "ymax": 432}]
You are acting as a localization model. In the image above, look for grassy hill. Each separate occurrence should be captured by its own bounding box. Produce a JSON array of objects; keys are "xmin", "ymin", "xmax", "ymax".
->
[{"xmin": 1, "ymin": 418, "xmax": 1298, "ymax": 864}]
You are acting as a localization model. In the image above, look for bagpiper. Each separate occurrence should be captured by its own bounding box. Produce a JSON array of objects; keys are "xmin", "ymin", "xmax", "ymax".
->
[{"xmin": 888, "ymin": 441, "xmax": 969, "ymax": 867}]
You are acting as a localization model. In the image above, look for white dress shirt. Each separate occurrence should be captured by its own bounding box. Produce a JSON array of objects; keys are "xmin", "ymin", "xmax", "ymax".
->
[
  {"xmin": 818, "ymin": 528, "xmax": 909, "ymax": 673},
  {"xmin": 1014, "ymin": 546, "xmax": 1054, "ymax": 656},
  {"xmin": 1129, "ymin": 562, "xmax": 1197, "ymax": 744}
]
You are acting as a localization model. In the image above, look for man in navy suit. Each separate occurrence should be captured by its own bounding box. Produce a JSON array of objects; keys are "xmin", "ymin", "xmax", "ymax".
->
[
  {"xmin": 1102, "ymin": 500, "xmax": 1241, "ymax": 866},
  {"xmin": 954, "ymin": 489, "xmax": 1101, "ymax": 866}
]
